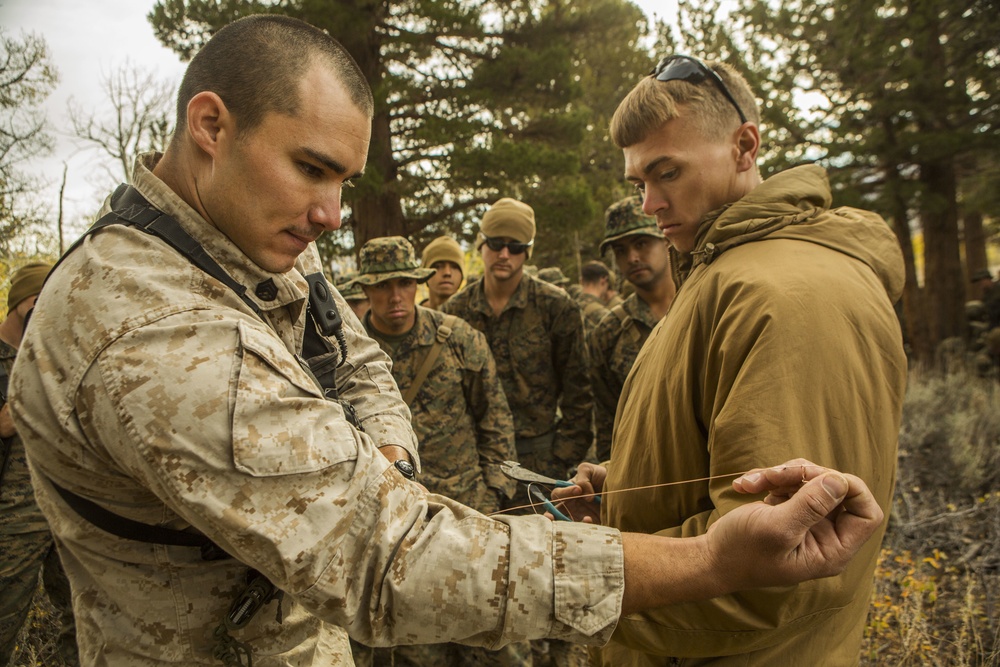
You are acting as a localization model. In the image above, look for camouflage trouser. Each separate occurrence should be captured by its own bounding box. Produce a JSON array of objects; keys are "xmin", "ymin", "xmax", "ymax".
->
[{"xmin": 0, "ymin": 530, "xmax": 78, "ymax": 665}]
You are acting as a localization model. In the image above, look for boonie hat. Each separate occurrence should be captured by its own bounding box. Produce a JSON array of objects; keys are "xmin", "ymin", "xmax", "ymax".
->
[
  {"xmin": 599, "ymin": 196, "xmax": 663, "ymax": 255},
  {"xmin": 353, "ymin": 236, "xmax": 435, "ymax": 286},
  {"xmin": 538, "ymin": 267, "xmax": 570, "ymax": 286},
  {"xmin": 335, "ymin": 271, "xmax": 366, "ymax": 300}
]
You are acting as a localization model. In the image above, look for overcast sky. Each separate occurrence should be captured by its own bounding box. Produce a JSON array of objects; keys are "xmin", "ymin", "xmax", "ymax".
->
[{"xmin": 1, "ymin": 0, "xmax": 671, "ymax": 234}]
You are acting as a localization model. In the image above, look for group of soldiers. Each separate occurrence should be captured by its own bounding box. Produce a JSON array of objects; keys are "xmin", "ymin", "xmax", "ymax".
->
[{"xmin": 319, "ymin": 194, "xmax": 677, "ymax": 667}]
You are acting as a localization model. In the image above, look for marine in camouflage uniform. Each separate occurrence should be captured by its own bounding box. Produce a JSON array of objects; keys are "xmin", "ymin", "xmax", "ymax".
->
[
  {"xmin": 575, "ymin": 262, "xmax": 613, "ymax": 344},
  {"xmin": 0, "ymin": 264, "xmax": 78, "ymax": 666},
  {"xmin": 443, "ymin": 200, "xmax": 594, "ymax": 483},
  {"xmin": 443, "ymin": 200, "xmax": 593, "ymax": 667},
  {"xmin": 5, "ymin": 21, "xmax": 629, "ymax": 663},
  {"xmin": 356, "ymin": 237, "xmax": 526, "ymax": 667},
  {"xmin": 589, "ymin": 197, "xmax": 673, "ymax": 462},
  {"xmin": 356, "ymin": 237, "xmax": 517, "ymax": 513}
]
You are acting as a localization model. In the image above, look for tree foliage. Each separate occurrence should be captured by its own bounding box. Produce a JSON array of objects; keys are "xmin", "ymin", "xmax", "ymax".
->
[
  {"xmin": 69, "ymin": 62, "xmax": 175, "ymax": 185},
  {"xmin": 0, "ymin": 29, "xmax": 57, "ymax": 256},
  {"xmin": 147, "ymin": 0, "xmax": 655, "ymax": 273}
]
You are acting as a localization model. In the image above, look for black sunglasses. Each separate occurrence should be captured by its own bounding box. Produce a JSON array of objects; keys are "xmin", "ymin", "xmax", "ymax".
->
[
  {"xmin": 482, "ymin": 235, "xmax": 533, "ymax": 255},
  {"xmin": 651, "ymin": 55, "xmax": 748, "ymax": 125}
]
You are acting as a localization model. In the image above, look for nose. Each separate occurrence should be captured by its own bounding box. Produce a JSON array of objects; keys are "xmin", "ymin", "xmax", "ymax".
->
[
  {"xmin": 309, "ymin": 186, "xmax": 343, "ymax": 231},
  {"xmin": 498, "ymin": 246, "xmax": 511, "ymax": 259},
  {"xmin": 627, "ymin": 245, "xmax": 642, "ymax": 264},
  {"xmin": 642, "ymin": 189, "xmax": 666, "ymax": 217}
]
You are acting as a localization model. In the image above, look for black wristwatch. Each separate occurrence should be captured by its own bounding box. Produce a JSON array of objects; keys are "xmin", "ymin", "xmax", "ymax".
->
[{"xmin": 393, "ymin": 459, "xmax": 416, "ymax": 481}]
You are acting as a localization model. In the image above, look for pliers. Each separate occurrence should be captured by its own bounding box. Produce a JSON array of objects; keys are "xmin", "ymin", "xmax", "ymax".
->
[{"xmin": 499, "ymin": 461, "xmax": 599, "ymax": 522}]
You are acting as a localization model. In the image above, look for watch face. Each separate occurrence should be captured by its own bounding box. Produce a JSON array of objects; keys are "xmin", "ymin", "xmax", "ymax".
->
[{"xmin": 394, "ymin": 459, "xmax": 415, "ymax": 480}]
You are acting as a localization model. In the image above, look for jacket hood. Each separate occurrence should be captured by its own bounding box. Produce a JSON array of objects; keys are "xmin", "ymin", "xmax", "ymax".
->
[{"xmin": 675, "ymin": 164, "xmax": 904, "ymax": 301}]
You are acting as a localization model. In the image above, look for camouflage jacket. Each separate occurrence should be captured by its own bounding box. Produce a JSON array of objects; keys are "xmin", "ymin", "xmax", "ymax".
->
[
  {"xmin": 587, "ymin": 293, "xmax": 659, "ymax": 461},
  {"xmin": 364, "ymin": 306, "xmax": 517, "ymax": 509},
  {"xmin": 443, "ymin": 275, "xmax": 594, "ymax": 467},
  {"xmin": 575, "ymin": 292, "xmax": 611, "ymax": 344},
  {"xmin": 0, "ymin": 339, "xmax": 49, "ymax": 536},
  {"xmin": 8, "ymin": 154, "xmax": 624, "ymax": 666}
]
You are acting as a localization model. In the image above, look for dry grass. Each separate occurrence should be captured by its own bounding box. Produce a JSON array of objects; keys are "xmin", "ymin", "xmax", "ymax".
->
[
  {"xmin": 10, "ymin": 367, "xmax": 1000, "ymax": 666},
  {"xmin": 863, "ymin": 366, "xmax": 1000, "ymax": 666}
]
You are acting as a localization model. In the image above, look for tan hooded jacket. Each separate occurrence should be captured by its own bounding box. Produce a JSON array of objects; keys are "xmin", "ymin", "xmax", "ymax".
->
[{"xmin": 601, "ymin": 165, "xmax": 907, "ymax": 666}]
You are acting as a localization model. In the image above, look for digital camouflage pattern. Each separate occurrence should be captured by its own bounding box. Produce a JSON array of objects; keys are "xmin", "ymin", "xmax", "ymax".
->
[
  {"xmin": 0, "ymin": 339, "xmax": 77, "ymax": 665},
  {"xmin": 351, "ymin": 236, "xmax": 434, "ymax": 286},
  {"xmin": 364, "ymin": 306, "xmax": 517, "ymax": 510},
  {"xmin": 598, "ymin": 196, "xmax": 663, "ymax": 255},
  {"xmin": 587, "ymin": 294, "xmax": 660, "ymax": 462},
  {"xmin": 9, "ymin": 154, "xmax": 625, "ymax": 666},
  {"xmin": 537, "ymin": 267, "xmax": 569, "ymax": 286},
  {"xmin": 575, "ymin": 292, "xmax": 611, "ymax": 344},
  {"xmin": 443, "ymin": 275, "xmax": 593, "ymax": 480}
]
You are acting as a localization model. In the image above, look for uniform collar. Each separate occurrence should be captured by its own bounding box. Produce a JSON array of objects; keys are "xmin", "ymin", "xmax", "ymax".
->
[{"xmin": 131, "ymin": 153, "xmax": 315, "ymax": 318}]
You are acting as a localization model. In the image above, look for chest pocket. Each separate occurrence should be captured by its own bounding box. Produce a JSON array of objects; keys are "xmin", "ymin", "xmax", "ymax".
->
[{"xmin": 232, "ymin": 320, "xmax": 357, "ymax": 476}]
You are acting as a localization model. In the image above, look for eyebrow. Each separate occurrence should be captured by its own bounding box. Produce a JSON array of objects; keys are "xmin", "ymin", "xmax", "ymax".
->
[
  {"xmin": 625, "ymin": 155, "xmax": 674, "ymax": 181},
  {"xmin": 302, "ymin": 147, "xmax": 364, "ymax": 180}
]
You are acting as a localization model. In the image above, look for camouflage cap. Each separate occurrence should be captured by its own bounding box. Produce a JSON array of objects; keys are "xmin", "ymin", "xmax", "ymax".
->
[
  {"xmin": 335, "ymin": 271, "xmax": 366, "ymax": 301},
  {"xmin": 598, "ymin": 196, "xmax": 663, "ymax": 255},
  {"xmin": 538, "ymin": 267, "xmax": 570, "ymax": 286},
  {"xmin": 353, "ymin": 236, "xmax": 436, "ymax": 286},
  {"xmin": 970, "ymin": 268, "xmax": 993, "ymax": 283}
]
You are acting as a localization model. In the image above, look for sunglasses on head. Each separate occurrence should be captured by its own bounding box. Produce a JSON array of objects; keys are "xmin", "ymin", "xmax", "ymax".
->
[
  {"xmin": 481, "ymin": 235, "xmax": 533, "ymax": 255},
  {"xmin": 651, "ymin": 54, "xmax": 748, "ymax": 125}
]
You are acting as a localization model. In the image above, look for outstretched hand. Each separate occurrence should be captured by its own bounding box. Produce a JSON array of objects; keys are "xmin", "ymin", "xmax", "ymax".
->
[{"xmin": 710, "ymin": 458, "xmax": 884, "ymax": 590}]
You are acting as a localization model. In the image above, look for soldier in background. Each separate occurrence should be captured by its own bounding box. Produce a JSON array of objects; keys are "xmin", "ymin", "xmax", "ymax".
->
[
  {"xmin": 356, "ymin": 236, "xmax": 524, "ymax": 666},
  {"xmin": 0, "ymin": 263, "xmax": 78, "ymax": 666},
  {"xmin": 419, "ymin": 235, "xmax": 465, "ymax": 311},
  {"xmin": 443, "ymin": 199, "xmax": 594, "ymax": 667},
  {"xmin": 444, "ymin": 199, "xmax": 593, "ymax": 483},
  {"xmin": 576, "ymin": 261, "xmax": 613, "ymax": 342},
  {"xmin": 589, "ymin": 197, "xmax": 675, "ymax": 461},
  {"xmin": 537, "ymin": 266, "xmax": 570, "ymax": 289},
  {"xmin": 335, "ymin": 270, "xmax": 370, "ymax": 321}
]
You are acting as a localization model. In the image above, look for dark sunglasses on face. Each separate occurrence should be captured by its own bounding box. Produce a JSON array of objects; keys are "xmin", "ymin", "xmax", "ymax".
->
[
  {"xmin": 482, "ymin": 235, "xmax": 533, "ymax": 255},
  {"xmin": 651, "ymin": 54, "xmax": 748, "ymax": 125}
]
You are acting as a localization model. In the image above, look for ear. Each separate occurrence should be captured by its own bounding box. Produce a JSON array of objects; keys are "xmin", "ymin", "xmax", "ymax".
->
[
  {"xmin": 734, "ymin": 123, "xmax": 761, "ymax": 173},
  {"xmin": 186, "ymin": 91, "xmax": 233, "ymax": 159}
]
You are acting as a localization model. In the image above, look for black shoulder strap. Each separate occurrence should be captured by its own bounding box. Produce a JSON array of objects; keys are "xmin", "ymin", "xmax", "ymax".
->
[
  {"xmin": 57, "ymin": 184, "xmax": 262, "ymax": 317},
  {"xmin": 49, "ymin": 479, "xmax": 229, "ymax": 560}
]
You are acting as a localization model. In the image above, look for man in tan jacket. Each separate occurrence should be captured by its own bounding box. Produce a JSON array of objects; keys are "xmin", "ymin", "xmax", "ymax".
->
[{"xmin": 556, "ymin": 55, "xmax": 906, "ymax": 666}]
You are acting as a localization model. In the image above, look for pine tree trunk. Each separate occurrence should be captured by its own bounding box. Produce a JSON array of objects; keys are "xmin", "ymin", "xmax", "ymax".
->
[
  {"xmin": 963, "ymin": 210, "xmax": 988, "ymax": 300},
  {"xmin": 888, "ymin": 165, "xmax": 931, "ymax": 362},
  {"xmin": 920, "ymin": 158, "xmax": 966, "ymax": 351}
]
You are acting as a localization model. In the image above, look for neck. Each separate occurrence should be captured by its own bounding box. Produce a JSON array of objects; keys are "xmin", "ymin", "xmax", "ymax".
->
[
  {"xmin": 634, "ymin": 276, "xmax": 676, "ymax": 321},
  {"xmin": 581, "ymin": 284, "xmax": 604, "ymax": 298},
  {"xmin": 484, "ymin": 271, "xmax": 521, "ymax": 316},
  {"xmin": 152, "ymin": 145, "xmax": 213, "ymax": 225},
  {"xmin": 426, "ymin": 292, "xmax": 448, "ymax": 310},
  {"xmin": 0, "ymin": 315, "xmax": 23, "ymax": 349},
  {"xmin": 367, "ymin": 309, "xmax": 416, "ymax": 337}
]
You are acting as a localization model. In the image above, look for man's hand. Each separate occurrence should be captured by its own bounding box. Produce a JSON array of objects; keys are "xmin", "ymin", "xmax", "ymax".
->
[
  {"xmin": 0, "ymin": 403, "xmax": 15, "ymax": 439},
  {"xmin": 619, "ymin": 459, "xmax": 884, "ymax": 615},
  {"xmin": 548, "ymin": 462, "xmax": 606, "ymax": 524},
  {"xmin": 712, "ymin": 459, "xmax": 885, "ymax": 590},
  {"xmin": 377, "ymin": 444, "xmax": 412, "ymax": 465}
]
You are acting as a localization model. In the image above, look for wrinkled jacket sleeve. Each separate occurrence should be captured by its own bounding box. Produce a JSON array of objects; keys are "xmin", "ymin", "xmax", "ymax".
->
[
  {"xmin": 552, "ymin": 299, "xmax": 594, "ymax": 466},
  {"xmin": 82, "ymin": 313, "xmax": 623, "ymax": 648},
  {"xmin": 609, "ymin": 274, "xmax": 903, "ymax": 658},
  {"xmin": 461, "ymin": 329, "xmax": 518, "ymax": 499}
]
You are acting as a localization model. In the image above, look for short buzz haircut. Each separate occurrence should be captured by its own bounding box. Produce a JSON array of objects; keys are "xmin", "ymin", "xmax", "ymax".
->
[
  {"xmin": 581, "ymin": 260, "xmax": 611, "ymax": 285},
  {"xmin": 174, "ymin": 15, "xmax": 374, "ymax": 139},
  {"xmin": 609, "ymin": 59, "xmax": 759, "ymax": 148}
]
